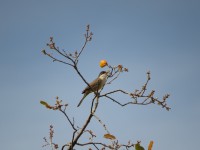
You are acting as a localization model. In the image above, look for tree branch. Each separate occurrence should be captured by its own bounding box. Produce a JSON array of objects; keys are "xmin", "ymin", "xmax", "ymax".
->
[
  {"xmin": 69, "ymin": 96, "xmax": 100, "ymax": 149},
  {"xmin": 75, "ymin": 24, "xmax": 93, "ymax": 63},
  {"xmin": 41, "ymin": 25, "xmax": 170, "ymax": 150},
  {"xmin": 59, "ymin": 109, "xmax": 77, "ymax": 131}
]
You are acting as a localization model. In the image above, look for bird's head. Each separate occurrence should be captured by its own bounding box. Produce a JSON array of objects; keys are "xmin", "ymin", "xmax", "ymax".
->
[{"xmin": 98, "ymin": 70, "xmax": 110, "ymax": 80}]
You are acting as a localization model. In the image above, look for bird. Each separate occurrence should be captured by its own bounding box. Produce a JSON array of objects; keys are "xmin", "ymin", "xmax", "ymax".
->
[{"xmin": 77, "ymin": 71, "xmax": 109, "ymax": 107}]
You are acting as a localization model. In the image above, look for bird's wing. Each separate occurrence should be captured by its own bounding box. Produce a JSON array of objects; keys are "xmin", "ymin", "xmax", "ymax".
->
[{"xmin": 82, "ymin": 78, "xmax": 101, "ymax": 94}]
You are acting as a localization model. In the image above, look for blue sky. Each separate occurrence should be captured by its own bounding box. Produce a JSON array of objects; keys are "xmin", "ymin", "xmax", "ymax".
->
[{"xmin": 0, "ymin": 0, "xmax": 200, "ymax": 149}]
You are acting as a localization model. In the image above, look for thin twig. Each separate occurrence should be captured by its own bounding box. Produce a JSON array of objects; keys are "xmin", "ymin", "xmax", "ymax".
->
[
  {"xmin": 76, "ymin": 142, "xmax": 112, "ymax": 149},
  {"xmin": 46, "ymin": 53, "xmax": 74, "ymax": 67},
  {"xmin": 93, "ymin": 114, "xmax": 110, "ymax": 133},
  {"xmin": 104, "ymin": 95, "xmax": 133, "ymax": 106},
  {"xmin": 100, "ymin": 89, "xmax": 129, "ymax": 97},
  {"xmin": 59, "ymin": 109, "xmax": 77, "ymax": 131},
  {"xmin": 107, "ymin": 72, "xmax": 121, "ymax": 84},
  {"xmin": 75, "ymin": 24, "xmax": 93, "ymax": 63}
]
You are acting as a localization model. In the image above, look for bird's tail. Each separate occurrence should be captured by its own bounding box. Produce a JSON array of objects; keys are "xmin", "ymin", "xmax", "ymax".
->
[{"xmin": 77, "ymin": 94, "xmax": 87, "ymax": 107}]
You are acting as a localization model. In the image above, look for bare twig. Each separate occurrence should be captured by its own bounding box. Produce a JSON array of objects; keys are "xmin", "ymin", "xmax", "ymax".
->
[
  {"xmin": 42, "ymin": 50, "xmax": 74, "ymax": 67},
  {"xmin": 107, "ymin": 72, "xmax": 121, "ymax": 84},
  {"xmin": 42, "ymin": 125, "xmax": 58, "ymax": 150},
  {"xmin": 77, "ymin": 142, "xmax": 111, "ymax": 149},
  {"xmin": 93, "ymin": 114, "xmax": 110, "ymax": 133},
  {"xmin": 59, "ymin": 109, "xmax": 77, "ymax": 131},
  {"xmin": 100, "ymin": 72, "xmax": 170, "ymax": 110},
  {"xmin": 104, "ymin": 95, "xmax": 134, "ymax": 107},
  {"xmin": 101, "ymin": 89, "xmax": 129, "ymax": 96},
  {"xmin": 75, "ymin": 24, "xmax": 93, "ymax": 63}
]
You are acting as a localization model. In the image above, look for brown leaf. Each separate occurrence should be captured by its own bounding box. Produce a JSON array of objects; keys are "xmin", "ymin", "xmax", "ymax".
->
[
  {"xmin": 118, "ymin": 65, "xmax": 123, "ymax": 72},
  {"xmin": 49, "ymin": 43, "xmax": 55, "ymax": 49},
  {"xmin": 124, "ymin": 68, "xmax": 128, "ymax": 72},
  {"xmin": 148, "ymin": 141, "xmax": 154, "ymax": 150},
  {"xmin": 103, "ymin": 133, "xmax": 116, "ymax": 140}
]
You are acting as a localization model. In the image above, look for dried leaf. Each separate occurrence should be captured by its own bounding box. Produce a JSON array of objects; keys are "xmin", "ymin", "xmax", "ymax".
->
[
  {"xmin": 124, "ymin": 68, "xmax": 129, "ymax": 72},
  {"xmin": 118, "ymin": 65, "xmax": 123, "ymax": 72},
  {"xmin": 148, "ymin": 141, "xmax": 154, "ymax": 150},
  {"xmin": 103, "ymin": 133, "xmax": 116, "ymax": 140},
  {"xmin": 49, "ymin": 43, "xmax": 55, "ymax": 49},
  {"xmin": 148, "ymin": 90, "xmax": 155, "ymax": 98}
]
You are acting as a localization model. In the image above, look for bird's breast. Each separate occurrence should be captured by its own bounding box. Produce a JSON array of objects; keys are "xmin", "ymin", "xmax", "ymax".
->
[{"xmin": 99, "ymin": 77, "xmax": 107, "ymax": 89}]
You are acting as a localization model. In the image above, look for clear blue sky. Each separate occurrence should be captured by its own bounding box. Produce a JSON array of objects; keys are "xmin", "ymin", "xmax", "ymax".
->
[{"xmin": 0, "ymin": 0, "xmax": 200, "ymax": 149}]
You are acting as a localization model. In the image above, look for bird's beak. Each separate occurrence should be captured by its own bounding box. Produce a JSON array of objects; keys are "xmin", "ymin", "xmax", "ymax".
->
[{"xmin": 106, "ymin": 70, "xmax": 110, "ymax": 75}]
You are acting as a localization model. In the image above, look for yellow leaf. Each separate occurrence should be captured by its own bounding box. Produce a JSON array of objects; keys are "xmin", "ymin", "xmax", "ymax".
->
[
  {"xmin": 103, "ymin": 133, "xmax": 116, "ymax": 140},
  {"xmin": 148, "ymin": 141, "xmax": 154, "ymax": 150},
  {"xmin": 135, "ymin": 143, "xmax": 145, "ymax": 150},
  {"xmin": 40, "ymin": 100, "xmax": 48, "ymax": 106},
  {"xmin": 40, "ymin": 100, "xmax": 51, "ymax": 109}
]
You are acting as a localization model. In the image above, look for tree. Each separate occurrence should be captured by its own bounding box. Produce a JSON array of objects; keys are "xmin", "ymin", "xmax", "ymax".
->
[{"xmin": 41, "ymin": 25, "xmax": 170, "ymax": 150}]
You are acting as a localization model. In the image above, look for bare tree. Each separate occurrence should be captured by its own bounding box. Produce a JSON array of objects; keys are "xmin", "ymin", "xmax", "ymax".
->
[{"xmin": 41, "ymin": 25, "xmax": 170, "ymax": 150}]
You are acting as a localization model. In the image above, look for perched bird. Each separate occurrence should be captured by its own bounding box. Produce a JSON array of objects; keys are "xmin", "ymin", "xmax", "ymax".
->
[{"xmin": 77, "ymin": 71, "xmax": 109, "ymax": 107}]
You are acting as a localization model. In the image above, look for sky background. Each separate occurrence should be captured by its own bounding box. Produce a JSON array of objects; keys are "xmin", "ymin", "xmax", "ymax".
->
[{"xmin": 0, "ymin": 0, "xmax": 200, "ymax": 150}]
